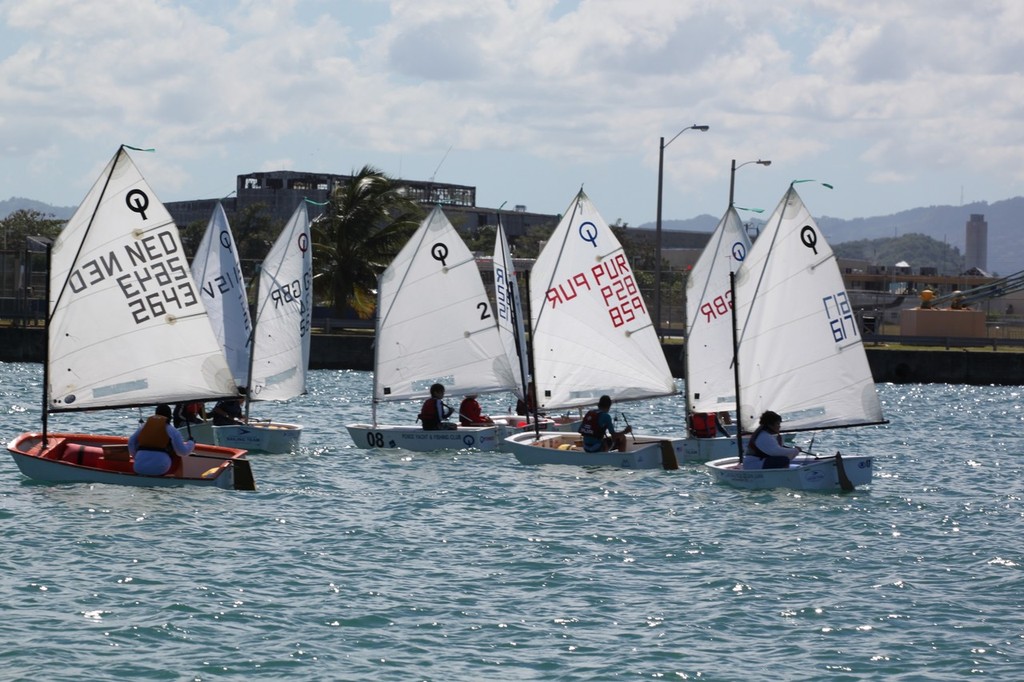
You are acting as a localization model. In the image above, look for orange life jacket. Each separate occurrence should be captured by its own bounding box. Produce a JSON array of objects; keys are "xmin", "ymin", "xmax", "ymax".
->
[{"xmin": 137, "ymin": 415, "xmax": 172, "ymax": 452}]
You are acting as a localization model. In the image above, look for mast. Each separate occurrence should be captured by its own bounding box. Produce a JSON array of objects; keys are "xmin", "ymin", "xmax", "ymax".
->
[
  {"xmin": 41, "ymin": 243, "xmax": 52, "ymax": 443},
  {"xmin": 523, "ymin": 269, "xmax": 542, "ymax": 439},
  {"xmin": 242, "ymin": 261, "xmax": 260, "ymax": 422},
  {"xmin": 371, "ymin": 276, "xmax": 382, "ymax": 426},
  {"xmin": 730, "ymin": 270, "xmax": 743, "ymax": 459}
]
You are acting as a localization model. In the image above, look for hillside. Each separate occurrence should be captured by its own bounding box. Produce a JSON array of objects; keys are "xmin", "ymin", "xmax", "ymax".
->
[
  {"xmin": 646, "ymin": 197, "xmax": 1024, "ymax": 276},
  {"xmin": 0, "ymin": 197, "xmax": 75, "ymax": 220}
]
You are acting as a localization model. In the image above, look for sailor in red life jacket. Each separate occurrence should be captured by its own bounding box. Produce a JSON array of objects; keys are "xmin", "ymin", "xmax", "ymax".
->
[
  {"xmin": 459, "ymin": 393, "xmax": 494, "ymax": 425},
  {"xmin": 742, "ymin": 410, "xmax": 801, "ymax": 470},
  {"xmin": 173, "ymin": 401, "xmax": 206, "ymax": 427},
  {"xmin": 419, "ymin": 383, "xmax": 456, "ymax": 430},
  {"xmin": 128, "ymin": 403, "xmax": 196, "ymax": 476},
  {"xmin": 578, "ymin": 394, "xmax": 631, "ymax": 452}
]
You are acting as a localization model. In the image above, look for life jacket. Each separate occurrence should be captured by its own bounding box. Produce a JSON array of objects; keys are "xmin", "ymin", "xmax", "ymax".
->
[
  {"xmin": 419, "ymin": 397, "xmax": 442, "ymax": 429},
  {"xmin": 459, "ymin": 398, "xmax": 482, "ymax": 425},
  {"xmin": 690, "ymin": 412, "xmax": 718, "ymax": 438},
  {"xmin": 137, "ymin": 415, "xmax": 172, "ymax": 453},
  {"xmin": 578, "ymin": 409, "xmax": 605, "ymax": 438},
  {"xmin": 744, "ymin": 426, "xmax": 781, "ymax": 459}
]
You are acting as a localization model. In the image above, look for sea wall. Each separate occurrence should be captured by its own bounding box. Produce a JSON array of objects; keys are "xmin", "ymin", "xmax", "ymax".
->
[{"xmin": 2, "ymin": 326, "xmax": 1022, "ymax": 386}]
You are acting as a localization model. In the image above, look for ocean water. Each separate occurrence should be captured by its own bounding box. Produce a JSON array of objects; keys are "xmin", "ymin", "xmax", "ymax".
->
[{"xmin": 0, "ymin": 362, "xmax": 1022, "ymax": 681}]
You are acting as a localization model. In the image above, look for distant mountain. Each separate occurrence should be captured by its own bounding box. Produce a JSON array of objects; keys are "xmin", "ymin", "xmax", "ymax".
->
[
  {"xmin": 0, "ymin": 197, "xmax": 76, "ymax": 220},
  {"xmin": 642, "ymin": 197, "xmax": 1024, "ymax": 276}
]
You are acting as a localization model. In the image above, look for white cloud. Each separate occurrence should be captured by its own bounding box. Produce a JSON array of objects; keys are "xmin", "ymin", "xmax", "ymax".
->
[{"xmin": 1, "ymin": 0, "xmax": 1024, "ymax": 227}]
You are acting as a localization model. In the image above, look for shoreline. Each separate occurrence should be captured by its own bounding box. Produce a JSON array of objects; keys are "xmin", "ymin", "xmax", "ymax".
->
[{"xmin": 2, "ymin": 326, "xmax": 1020, "ymax": 386}]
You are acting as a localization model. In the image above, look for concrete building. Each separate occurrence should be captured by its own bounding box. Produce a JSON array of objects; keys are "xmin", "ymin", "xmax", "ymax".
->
[
  {"xmin": 165, "ymin": 170, "xmax": 479, "ymax": 229},
  {"xmin": 965, "ymin": 213, "xmax": 988, "ymax": 273},
  {"xmin": 164, "ymin": 169, "xmax": 712, "ymax": 251}
]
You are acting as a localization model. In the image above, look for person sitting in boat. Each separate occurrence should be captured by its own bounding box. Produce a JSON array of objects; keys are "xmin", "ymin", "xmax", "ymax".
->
[
  {"xmin": 129, "ymin": 403, "xmax": 195, "ymax": 476},
  {"xmin": 459, "ymin": 393, "xmax": 494, "ymax": 425},
  {"xmin": 212, "ymin": 389, "xmax": 247, "ymax": 426},
  {"xmin": 173, "ymin": 401, "xmax": 206, "ymax": 427},
  {"xmin": 579, "ymin": 395, "xmax": 630, "ymax": 452},
  {"xmin": 419, "ymin": 383, "xmax": 456, "ymax": 430},
  {"xmin": 743, "ymin": 410, "xmax": 801, "ymax": 470}
]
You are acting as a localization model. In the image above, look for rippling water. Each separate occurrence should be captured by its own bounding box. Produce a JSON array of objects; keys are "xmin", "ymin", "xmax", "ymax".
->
[{"xmin": 1, "ymin": 362, "xmax": 1022, "ymax": 681}]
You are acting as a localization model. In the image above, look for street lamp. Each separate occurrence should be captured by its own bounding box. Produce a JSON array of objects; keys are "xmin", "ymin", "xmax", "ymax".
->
[
  {"xmin": 655, "ymin": 124, "xmax": 709, "ymax": 335},
  {"xmin": 728, "ymin": 158, "xmax": 771, "ymax": 207}
]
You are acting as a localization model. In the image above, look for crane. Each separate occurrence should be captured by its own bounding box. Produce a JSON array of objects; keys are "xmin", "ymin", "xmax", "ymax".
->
[{"xmin": 920, "ymin": 269, "xmax": 1024, "ymax": 309}]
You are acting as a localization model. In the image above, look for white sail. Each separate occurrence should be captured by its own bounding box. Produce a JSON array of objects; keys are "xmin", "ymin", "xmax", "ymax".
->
[
  {"xmin": 249, "ymin": 203, "xmax": 312, "ymax": 402},
  {"xmin": 530, "ymin": 190, "xmax": 675, "ymax": 410},
  {"xmin": 685, "ymin": 206, "xmax": 750, "ymax": 414},
  {"xmin": 374, "ymin": 206, "xmax": 516, "ymax": 402},
  {"xmin": 733, "ymin": 185, "xmax": 884, "ymax": 432},
  {"xmin": 48, "ymin": 146, "xmax": 237, "ymax": 411},
  {"xmin": 191, "ymin": 202, "xmax": 252, "ymax": 387},
  {"xmin": 493, "ymin": 221, "xmax": 529, "ymax": 398}
]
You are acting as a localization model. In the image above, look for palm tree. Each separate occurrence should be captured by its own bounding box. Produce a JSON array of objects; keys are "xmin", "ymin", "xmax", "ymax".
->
[{"xmin": 312, "ymin": 166, "xmax": 424, "ymax": 318}]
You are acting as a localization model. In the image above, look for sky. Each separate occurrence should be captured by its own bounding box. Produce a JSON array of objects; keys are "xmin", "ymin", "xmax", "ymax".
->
[{"xmin": 2, "ymin": 0, "xmax": 1023, "ymax": 227}]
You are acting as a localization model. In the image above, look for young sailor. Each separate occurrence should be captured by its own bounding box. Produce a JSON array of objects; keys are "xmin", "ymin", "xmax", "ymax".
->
[
  {"xmin": 742, "ymin": 410, "xmax": 801, "ymax": 470},
  {"xmin": 419, "ymin": 383, "xmax": 455, "ymax": 430},
  {"xmin": 128, "ymin": 404, "xmax": 195, "ymax": 476},
  {"xmin": 579, "ymin": 395, "xmax": 631, "ymax": 452}
]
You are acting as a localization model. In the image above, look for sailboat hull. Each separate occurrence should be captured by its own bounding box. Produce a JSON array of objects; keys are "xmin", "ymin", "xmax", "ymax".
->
[
  {"xmin": 346, "ymin": 423, "xmax": 526, "ymax": 452},
  {"xmin": 491, "ymin": 415, "xmax": 582, "ymax": 432},
  {"xmin": 7, "ymin": 432, "xmax": 252, "ymax": 490},
  {"xmin": 682, "ymin": 435, "xmax": 745, "ymax": 463},
  {"xmin": 705, "ymin": 454, "xmax": 873, "ymax": 491},
  {"xmin": 504, "ymin": 431, "xmax": 686, "ymax": 470},
  {"xmin": 181, "ymin": 421, "xmax": 302, "ymax": 454}
]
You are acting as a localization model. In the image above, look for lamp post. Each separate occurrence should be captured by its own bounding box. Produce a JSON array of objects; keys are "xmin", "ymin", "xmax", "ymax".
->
[
  {"xmin": 728, "ymin": 158, "xmax": 771, "ymax": 207},
  {"xmin": 655, "ymin": 124, "xmax": 709, "ymax": 335}
]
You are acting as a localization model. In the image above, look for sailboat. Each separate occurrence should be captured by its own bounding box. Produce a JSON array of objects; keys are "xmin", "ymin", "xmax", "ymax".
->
[
  {"xmin": 490, "ymin": 220, "xmax": 576, "ymax": 432},
  {"xmin": 186, "ymin": 203, "xmax": 307, "ymax": 453},
  {"xmin": 6, "ymin": 146, "xmax": 254, "ymax": 490},
  {"xmin": 503, "ymin": 189, "xmax": 686, "ymax": 469},
  {"xmin": 679, "ymin": 206, "xmax": 748, "ymax": 461},
  {"xmin": 345, "ymin": 206, "xmax": 525, "ymax": 451},
  {"xmin": 706, "ymin": 183, "xmax": 886, "ymax": 491}
]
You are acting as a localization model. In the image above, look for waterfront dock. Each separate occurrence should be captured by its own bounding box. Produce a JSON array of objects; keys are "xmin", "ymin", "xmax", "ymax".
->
[{"xmin": 2, "ymin": 325, "xmax": 1022, "ymax": 385}]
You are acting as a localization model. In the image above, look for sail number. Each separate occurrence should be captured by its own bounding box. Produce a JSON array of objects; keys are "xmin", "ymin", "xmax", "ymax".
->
[
  {"xmin": 66, "ymin": 229, "xmax": 201, "ymax": 325},
  {"xmin": 366, "ymin": 432, "xmax": 385, "ymax": 448},
  {"xmin": 494, "ymin": 265, "xmax": 511, "ymax": 322},
  {"xmin": 699, "ymin": 290, "xmax": 732, "ymax": 322},
  {"xmin": 823, "ymin": 291, "xmax": 858, "ymax": 342},
  {"xmin": 268, "ymin": 271, "xmax": 313, "ymax": 336},
  {"xmin": 544, "ymin": 253, "xmax": 644, "ymax": 328}
]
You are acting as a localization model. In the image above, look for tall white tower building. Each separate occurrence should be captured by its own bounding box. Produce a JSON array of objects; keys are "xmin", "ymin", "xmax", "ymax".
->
[{"xmin": 965, "ymin": 214, "xmax": 988, "ymax": 273}]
